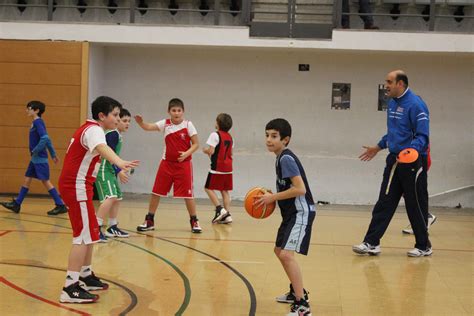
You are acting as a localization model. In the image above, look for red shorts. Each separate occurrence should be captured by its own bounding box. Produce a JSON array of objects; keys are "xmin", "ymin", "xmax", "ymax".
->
[
  {"xmin": 205, "ymin": 172, "xmax": 233, "ymax": 191},
  {"xmin": 60, "ymin": 190, "xmax": 99, "ymax": 244},
  {"xmin": 152, "ymin": 160, "xmax": 194, "ymax": 198}
]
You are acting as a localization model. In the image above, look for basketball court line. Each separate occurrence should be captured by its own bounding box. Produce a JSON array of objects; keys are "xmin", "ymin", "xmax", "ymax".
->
[
  {"xmin": 0, "ymin": 276, "xmax": 91, "ymax": 316},
  {"xmin": 0, "ymin": 217, "xmax": 188, "ymax": 315},
  {"xmin": 0, "ymin": 263, "xmax": 138, "ymax": 316},
  {"xmin": 2, "ymin": 219, "xmax": 473, "ymax": 253},
  {"xmin": 0, "ymin": 215, "xmax": 258, "ymax": 316},
  {"xmin": 0, "ymin": 230, "xmax": 11, "ymax": 237},
  {"xmin": 198, "ymin": 260, "xmax": 264, "ymax": 264},
  {"xmin": 0, "ymin": 210, "xmax": 259, "ymax": 316}
]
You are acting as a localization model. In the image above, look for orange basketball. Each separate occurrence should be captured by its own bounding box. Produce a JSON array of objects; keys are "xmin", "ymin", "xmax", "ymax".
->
[{"xmin": 244, "ymin": 187, "xmax": 276, "ymax": 219}]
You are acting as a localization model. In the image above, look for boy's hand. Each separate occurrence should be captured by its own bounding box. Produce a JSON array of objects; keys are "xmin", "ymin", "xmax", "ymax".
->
[
  {"xmin": 178, "ymin": 151, "xmax": 189, "ymax": 162},
  {"xmin": 117, "ymin": 159, "xmax": 140, "ymax": 170},
  {"xmin": 118, "ymin": 170, "xmax": 130, "ymax": 184},
  {"xmin": 255, "ymin": 192, "xmax": 276, "ymax": 207},
  {"xmin": 52, "ymin": 156, "xmax": 60, "ymax": 164},
  {"xmin": 134, "ymin": 115, "xmax": 144, "ymax": 124}
]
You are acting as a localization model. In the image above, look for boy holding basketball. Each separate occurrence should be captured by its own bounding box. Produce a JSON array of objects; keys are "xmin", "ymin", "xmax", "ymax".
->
[
  {"xmin": 256, "ymin": 118, "xmax": 316, "ymax": 316},
  {"xmin": 58, "ymin": 96, "xmax": 138, "ymax": 303},
  {"xmin": 203, "ymin": 113, "xmax": 234, "ymax": 224},
  {"xmin": 135, "ymin": 98, "xmax": 202, "ymax": 233}
]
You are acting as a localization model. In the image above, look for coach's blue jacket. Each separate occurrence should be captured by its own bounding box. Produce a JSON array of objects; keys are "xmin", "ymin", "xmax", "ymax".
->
[{"xmin": 377, "ymin": 88, "xmax": 430, "ymax": 155}]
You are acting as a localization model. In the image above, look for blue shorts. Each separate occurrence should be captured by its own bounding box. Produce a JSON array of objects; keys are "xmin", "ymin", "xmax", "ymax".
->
[{"xmin": 25, "ymin": 162, "xmax": 50, "ymax": 180}]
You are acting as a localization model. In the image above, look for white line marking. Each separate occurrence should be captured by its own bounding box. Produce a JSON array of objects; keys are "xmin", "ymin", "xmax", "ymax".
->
[
  {"xmin": 198, "ymin": 260, "xmax": 264, "ymax": 264},
  {"xmin": 429, "ymin": 185, "xmax": 474, "ymax": 198}
]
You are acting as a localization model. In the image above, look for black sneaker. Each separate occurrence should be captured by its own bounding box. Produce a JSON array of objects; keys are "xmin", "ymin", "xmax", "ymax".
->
[
  {"xmin": 60, "ymin": 281, "xmax": 99, "ymax": 303},
  {"xmin": 47, "ymin": 204, "xmax": 68, "ymax": 215},
  {"xmin": 105, "ymin": 225, "xmax": 129, "ymax": 238},
  {"xmin": 288, "ymin": 299, "xmax": 312, "ymax": 315},
  {"xmin": 79, "ymin": 272, "xmax": 109, "ymax": 291},
  {"xmin": 137, "ymin": 214, "xmax": 154, "ymax": 232},
  {"xmin": 212, "ymin": 207, "xmax": 229, "ymax": 223},
  {"xmin": 276, "ymin": 284, "xmax": 310, "ymax": 303},
  {"xmin": 0, "ymin": 199, "xmax": 20, "ymax": 213}
]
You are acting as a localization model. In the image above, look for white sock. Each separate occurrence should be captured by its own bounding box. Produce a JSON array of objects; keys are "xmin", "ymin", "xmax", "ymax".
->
[
  {"xmin": 80, "ymin": 265, "xmax": 92, "ymax": 278},
  {"xmin": 64, "ymin": 271, "xmax": 80, "ymax": 287},
  {"xmin": 108, "ymin": 217, "xmax": 118, "ymax": 226},
  {"xmin": 97, "ymin": 217, "xmax": 104, "ymax": 227}
]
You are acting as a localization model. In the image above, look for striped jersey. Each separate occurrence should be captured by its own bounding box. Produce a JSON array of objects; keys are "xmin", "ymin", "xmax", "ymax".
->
[{"xmin": 276, "ymin": 148, "xmax": 315, "ymax": 220}]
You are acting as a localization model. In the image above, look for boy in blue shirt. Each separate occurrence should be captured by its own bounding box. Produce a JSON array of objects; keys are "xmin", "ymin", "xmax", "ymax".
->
[
  {"xmin": 256, "ymin": 118, "xmax": 316, "ymax": 316},
  {"xmin": 0, "ymin": 101, "xmax": 67, "ymax": 215}
]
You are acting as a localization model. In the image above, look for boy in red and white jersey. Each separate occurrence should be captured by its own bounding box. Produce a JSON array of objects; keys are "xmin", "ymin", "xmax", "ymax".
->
[
  {"xmin": 135, "ymin": 98, "xmax": 202, "ymax": 233},
  {"xmin": 58, "ymin": 96, "xmax": 139, "ymax": 303},
  {"xmin": 203, "ymin": 113, "xmax": 234, "ymax": 224}
]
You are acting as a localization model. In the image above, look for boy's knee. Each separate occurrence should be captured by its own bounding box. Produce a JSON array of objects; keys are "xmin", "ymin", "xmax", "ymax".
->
[{"xmin": 278, "ymin": 250, "xmax": 294, "ymax": 262}]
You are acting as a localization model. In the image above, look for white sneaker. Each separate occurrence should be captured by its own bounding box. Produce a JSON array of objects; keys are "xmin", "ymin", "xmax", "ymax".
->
[
  {"xmin": 352, "ymin": 242, "xmax": 381, "ymax": 255},
  {"xmin": 212, "ymin": 208, "xmax": 229, "ymax": 223},
  {"xmin": 218, "ymin": 214, "xmax": 233, "ymax": 224},
  {"xmin": 407, "ymin": 247, "xmax": 433, "ymax": 257},
  {"xmin": 402, "ymin": 213, "xmax": 437, "ymax": 235},
  {"xmin": 190, "ymin": 218, "xmax": 202, "ymax": 233}
]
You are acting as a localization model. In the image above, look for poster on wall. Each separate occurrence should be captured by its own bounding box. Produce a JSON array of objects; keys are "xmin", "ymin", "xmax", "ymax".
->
[
  {"xmin": 378, "ymin": 84, "xmax": 389, "ymax": 111},
  {"xmin": 331, "ymin": 83, "xmax": 351, "ymax": 110}
]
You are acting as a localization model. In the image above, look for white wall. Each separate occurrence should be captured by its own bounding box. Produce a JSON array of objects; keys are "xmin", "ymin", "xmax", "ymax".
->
[
  {"xmin": 88, "ymin": 45, "xmax": 105, "ymax": 109},
  {"xmin": 92, "ymin": 45, "xmax": 473, "ymax": 206}
]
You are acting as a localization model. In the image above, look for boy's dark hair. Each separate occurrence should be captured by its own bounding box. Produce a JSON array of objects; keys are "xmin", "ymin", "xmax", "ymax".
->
[
  {"xmin": 395, "ymin": 73, "xmax": 409, "ymax": 87},
  {"xmin": 266, "ymin": 118, "xmax": 292, "ymax": 145},
  {"xmin": 168, "ymin": 98, "xmax": 184, "ymax": 111},
  {"xmin": 27, "ymin": 101, "xmax": 45, "ymax": 117},
  {"xmin": 91, "ymin": 96, "xmax": 122, "ymax": 120},
  {"xmin": 216, "ymin": 113, "xmax": 233, "ymax": 132},
  {"xmin": 120, "ymin": 108, "xmax": 131, "ymax": 118}
]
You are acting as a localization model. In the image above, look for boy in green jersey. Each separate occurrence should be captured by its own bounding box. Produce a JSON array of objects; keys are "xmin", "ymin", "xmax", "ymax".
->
[{"xmin": 95, "ymin": 108, "xmax": 132, "ymax": 242}]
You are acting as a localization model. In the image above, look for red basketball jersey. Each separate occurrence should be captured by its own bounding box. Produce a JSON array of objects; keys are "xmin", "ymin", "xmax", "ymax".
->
[
  {"xmin": 157, "ymin": 119, "xmax": 197, "ymax": 162},
  {"xmin": 59, "ymin": 120, "xmax": 105, "ymax": 201},
  {"xmin": 210, "ymin": 131, "xmax": 233, "ymax": 173}
]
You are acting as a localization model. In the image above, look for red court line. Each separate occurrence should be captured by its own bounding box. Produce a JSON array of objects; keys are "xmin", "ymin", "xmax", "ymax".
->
[
  {"xmin": 0, "ymin": 231, "xmax": 11, "ymax": 237},
  {"xmin": 0, "ymin": 277, "xmax": 91, "ymax": 316},
  {"xmin": 2, "ymin": 230, "xmax": 70, "ymax": 235}
]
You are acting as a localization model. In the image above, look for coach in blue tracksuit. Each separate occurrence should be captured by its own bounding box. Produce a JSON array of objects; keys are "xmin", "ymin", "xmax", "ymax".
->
[{"xmin": 353, "ymin": 70, "xmax": 432, "ymax": 257}]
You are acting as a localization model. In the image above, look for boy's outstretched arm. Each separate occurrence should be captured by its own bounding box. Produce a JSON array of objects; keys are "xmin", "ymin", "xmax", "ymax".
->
[
  {"xmin": 178, "ymin": 134, "xmax": 199, "ymax": 162},
  {"xmin": 256, "ymin": 175, "xmax": 306, "ymax": 206},
  {"xmin": 95, "ymin": 144, "xmax": 140, "ymax": 170},
  {"xmin": 134, "ymin": 115, "xmax": 160, "ymax": 131}
]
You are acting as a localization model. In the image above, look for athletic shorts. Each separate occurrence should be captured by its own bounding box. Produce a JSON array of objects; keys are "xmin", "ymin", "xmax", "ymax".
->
[
  {"xmin": 275, "ymin": 210, "xmax": 316, "ymax": 255},
  {"xmin": 60, "ymin": 189, "xmax": 99, "ymax": 245},
  {"xmin": 152, "ymin": 160, "xmax": 194, "ymax": 198},
  {"xmin": 25, "ymin": 161, "xmax": 50, "ymax": 180},
  {"xmin": 205, "ymin": 172, "xmax": 233, "ymax": 191},
  {"xmin": 95, "ymin": 170, "xmax": 122, "ymax": 203}
]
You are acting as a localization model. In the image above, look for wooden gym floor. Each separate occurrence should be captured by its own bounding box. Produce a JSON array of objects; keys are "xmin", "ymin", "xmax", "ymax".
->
[{"xmin": 0, "ymin": 196, "xmax": 472, "ymax": 316}]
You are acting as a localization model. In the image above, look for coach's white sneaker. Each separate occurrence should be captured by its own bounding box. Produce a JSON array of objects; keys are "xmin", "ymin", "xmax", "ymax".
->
[
  {"xmin": 402, "ymin": 213, "xmax": 437, "ymax": 235},
  {"xmin": 352, "ymin": 242, "xmax": 381, "ymax": 255},
  {"xmin": 407, "ymin": 247, "xmax": 433, "ymax": 257}
]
